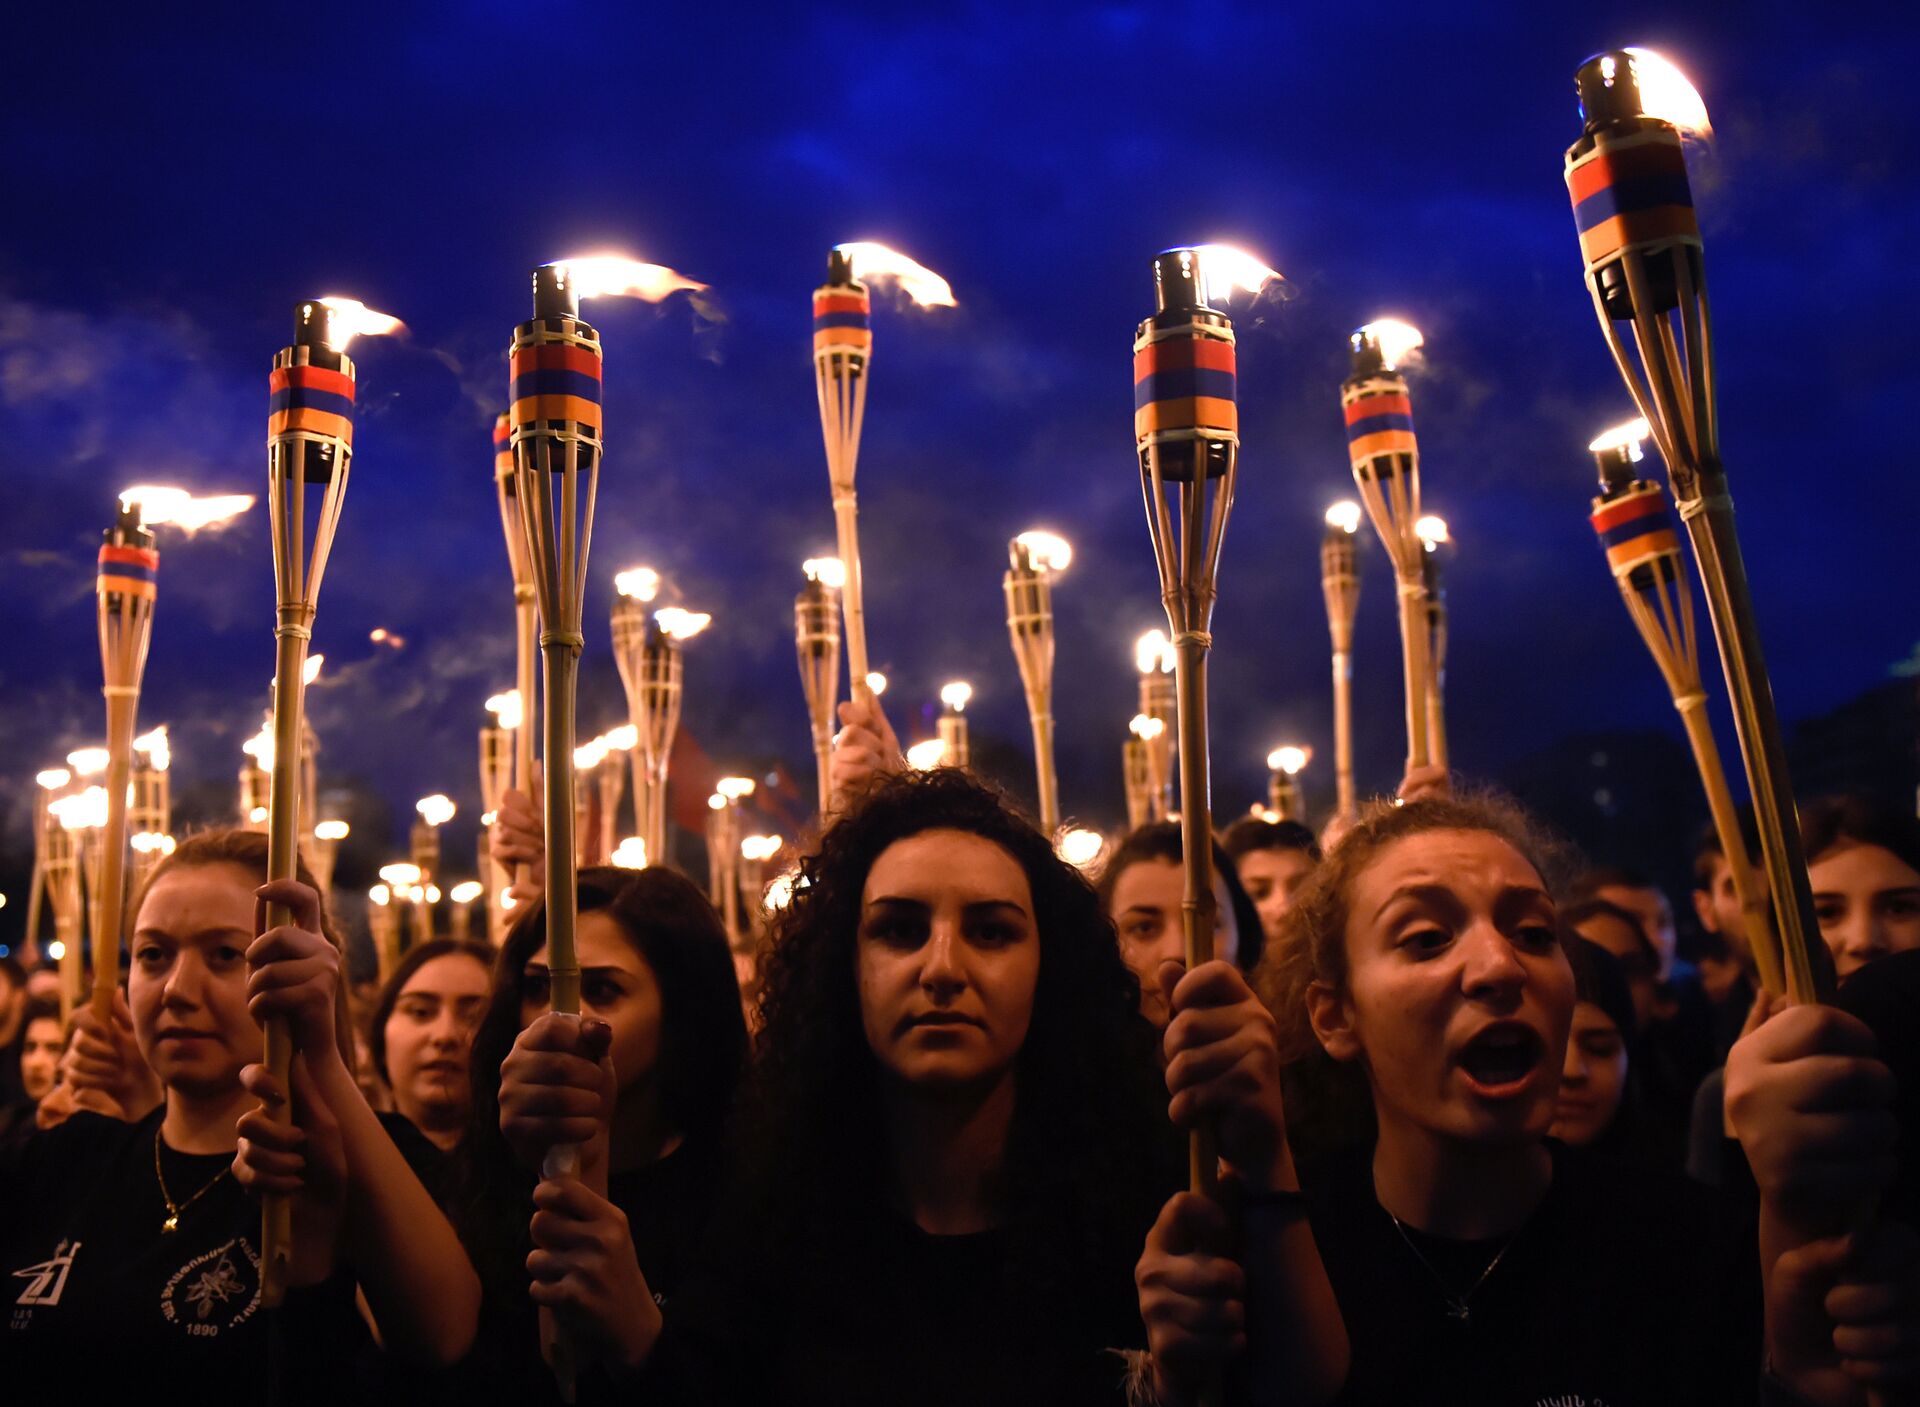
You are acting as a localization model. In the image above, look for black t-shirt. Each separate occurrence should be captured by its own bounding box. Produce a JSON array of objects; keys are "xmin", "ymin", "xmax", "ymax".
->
[
  {"xmin": 0, "ymin": 1108, "xmax": 364, "ymax": 1404},
  {"xmin": 1304, "ymin": 1141, "xmax": 1761, "ymax": 1406},
  {"xmin": 641, "ymin": 1200, "xmax": 1146, "ymax": 1407}
]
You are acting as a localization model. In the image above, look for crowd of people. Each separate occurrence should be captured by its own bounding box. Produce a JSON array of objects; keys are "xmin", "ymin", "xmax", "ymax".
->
[{"xmin": 1, "ymin": 689, "xmax": 1915, "ymax": 1405}]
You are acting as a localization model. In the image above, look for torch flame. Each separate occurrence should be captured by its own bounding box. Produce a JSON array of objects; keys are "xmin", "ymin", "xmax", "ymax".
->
[
  {"xmin": 241, "ymin": 723, "xmax": 273, "ymax": 768},
  {"xmin": 574, "ymin": 736, "xmax": 610, "ymax": 770},
  {"xmin": 1357, "ymin": 318, "xmax": 1425, "ymax": 371},
  {"xmin": 548, "ymin": 255, "xmax": 708, "ymax": 304},
  {"xmin": 606, "ymin": 724, "xmax": 639, "ymax": 751},
  {"xmin": 1135, "ymin": 629, "xmax": 1175, "ymax": 676},
  {"xmin": 1325, "ymin": 500, "xmax": 1364, "ymax": 534},
  {"xmin": 1414, "ymin": 516, "xmax": 1451, "ymax": 551},
  {"xmin": 1621, "ymin": 48, "xmax": 1712, "ymax": 136},
  {"xmin": 369, "ymin": 884, "xmax": 391, "ymax": 906},
  {"xmin": 132, "ymin": 726, "xmax": 171, "ymax": 772},
  {"xmin": 940, "ymin": 681, "xmax": 973, "ymax": 713},
  {"xmin": 379, "ymin": 862, "xmax": 423, "ymax": 887},
  {"xmin": 1130, "ymin": 714, "xmax": 1165, "ymax": 742},
  {"xmin": 66, "ymin": 747, "xmax": 109, "ymax": 777},
  {"xmin": 1187, "ymin": 245, "xmax": 1283, "ymax": 304},
  {"xmin": 485, "ymin": 690, "xmax": 524, "ymax": 732},
  {"xmin": 765, "ymin": 868, "xmax": 800, "ymax": 911},
  {"xmin": 611, "ymin": 837, "xmax": 649, "ymax": 870},
  {"xmin": 416, "ymin": 794, "xmax": 456, "ymax": 827},
  {"xmin": 1013, "ymin": 530, "xmax": 1073, "ymax": 574},
  {"xmin": 835, "ymin": 243, "xmax": 956, "ymax": 307},
  {"xmin": 803, "ymin": 557, "xmax": 847, "ymax": 588},
  {"xmin": 131, "ymin": 832, "xmax": 176, "ymax": 856},
  {"xmin": 313, "ymin": 820, "xmax": 350, "ymax": 841},
  {"xmin": 615, "ymin": 566, "xmax": 661, "ymax": 601},
  {"xmin": 716, "ymin": 776, "xmax": 757, "ymax": 801},
  {"xmin": 865, "ymin": 672, "xmax": 888, "ymax": 697},
  {"xmin": 36, "ymin": 768, "xmax": 72, "ymax": 791},
  {"xmin": 654, "ymin": 607, "xmax": 712, "ymax": 642},
  {"xmin": 450, "ymin": 880, "xmax": 484, "ymax": 904},
  {"xmin": 52, "ymin": 786, "xmax": 108, "ymax": 831},
  {"xmin": 118, "ymin": 485, "xmax": 256, "ymax": 534},
  {"xmin": 740, "ymin": 834, "xmax": 784, "ymax": 862},
  {"xmin": 1268, "ymin": 745, "xmax": 1312, "ymax": 776},
  {"xmin": 1589, "ymin": 417, "xmax": 1651, "ymax": 457},
  {"xmin": 304, "ymin": 654, "xmax": 325, "ymax": 686},
  {"xmin": 905, "ymin": 739, "xmax": 948, "ymax": 771},
  {"xmin": 1056, "ymin": 827, "xmax": 1107, "ymax": 870},
  {"xmin": 315, "ymin": 297, "xmax": 405, "ymax": 352}
]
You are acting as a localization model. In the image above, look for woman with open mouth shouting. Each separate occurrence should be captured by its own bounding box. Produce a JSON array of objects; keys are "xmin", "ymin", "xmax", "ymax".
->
[{"xmin": 1139, "ymin": 792, "xmax": 1774, "ymax": 1406}]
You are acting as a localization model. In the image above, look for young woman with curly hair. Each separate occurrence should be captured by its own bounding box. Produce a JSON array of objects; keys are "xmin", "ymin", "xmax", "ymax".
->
[{"xmin": 531, "ymin": 767, "xmax": 1175, "ymax": 1404}]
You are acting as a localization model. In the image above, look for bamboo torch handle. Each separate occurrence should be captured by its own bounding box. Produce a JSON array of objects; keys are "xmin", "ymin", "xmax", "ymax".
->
[
  {"xmin": 1173, "ymin": 637, "xmax": 1222, "ymax": 1200},
  {"xmin": 1331, "ymin": 647, "xmax": 1356, "ymax": 818},
  {"xmin": 1027, "ymin": 695, "xmax": 1061, "ymax": 836},
  {"xmin": 833, "ymin": 493, "xmax": 872, "ymax": 704},
  {"xmin": 514, "ymin": 595, "xmax": 539, "ymax": 893},
  {"xmin": 1395, "ymin": 572, "xmax": 1432, "ymax": 770},
  {"xmin": 1674, "ymin": 693, "xmax": 1785, "ymax": 999},
  {"xmin": 90, "ymin": 693, "xmax": 138, "ymax": 1020},
  {"xmin": 260, "ymin": 625, "xmax": 309, "ymax": 1308}
]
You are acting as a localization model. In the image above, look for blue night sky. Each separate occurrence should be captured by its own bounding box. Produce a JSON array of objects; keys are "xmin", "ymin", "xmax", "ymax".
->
[{"xmin": 3, "ymin": 3, "xmax": 1915, "ymax": 888}]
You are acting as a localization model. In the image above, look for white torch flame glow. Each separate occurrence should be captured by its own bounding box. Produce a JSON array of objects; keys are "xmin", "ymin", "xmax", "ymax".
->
[
  {"xmin": 940, "ymin": 681, "xmax": 972, "ymax": 713},
  {"xmin": 1013, "ymin": 530, "xmax": 1073, "ymax": 574},
  {"xmin": 369, "ymin": 884, "xmax": 391, "ymax": 907},
  {"xmin": 1414, "ymin": 516, "xmax": 1450, "ymax": 551},
  {"xmin": 1325, "ymin": 500, "xmax": 1364, "ymax": 534},
  {"xmin": 36, "ymin": 768, "xmax": 72, "ymax": 791},
  {"xmin": 905, "ymin": 739, "xmax": 948, "ymax": 771},
  {"xmin": 415, "ymin": 795, "xmax": 456, "ymax": 827},
  {"xmin": 485, "ymin": 690, "xmax": 524, "ymax": 732},
  {"xmin": 654, "ymin": 608, "xmax": 712, "ymax": 642},
  {"xmin": 611, "ymin": 837, "xmax": 649, "ymax": 870},
  {"xmin": 131, "ymin": 832, "xmax": 176, "ymax": 856},
  {"xmin": 1589, "ymin": 417, "xmax": 1651, "ymax": 458},
  {"xmin": 313, "ymin": 820, "xmax": 350, "ymax": 841},
  {"xmin": 315, "ymin": 297, "xmax": 405, "ymax": 352},
  {"xmin": 1621, "ymin": 48, "xmax": 1712, "ymax": 137},
  {"xmin": 615, "ymin": 566, "xmax": 661, "ymax": 601},
  {"xmin": 249, "ymin": 806, "xmax": 269, "ymax": 824},
  {"xmin": 1130, "ymin": 714, "xmax": 1165, "ymax": 742},
  {"xmin": 66, "ymin": 747, "xmax": 109, "ymax": 777},
  {"xmin": 1135, "ymin": 630, "xmax": 1175, "ymax": 676},
  {"xmin": 1358, "ymin": 318, "xmax": 1425, "ymax": 370},
  {"xmin": 1056, "ymin": 827, "xmax": 1107, "ymax": 870},
  {"xmin": 606, "ymin": 724, "xmax": 638, "ymax": 751},
  {"xmin": 803, "ymin": 557, "xmax": 847, "ymax": 588},
  {"xmin": 717, "ymin": 776, "xmax": 757, "ymax": 802},
  {"xmin": 51, "ymin": 786, "xmax": 108, "ymax": 831},
  {"xmin": 1188, "ymin": 245, "xmax": 1283, "ymax": 304},
  {"xmin": 865, "ymin": 672, "xmax": 888, "ymax": 696},
  {"xmin": 740, "ymin": 834, "xmax": 784, "ymax": 862},
  {"xmin": 304, "ymin": 654, "xmax": 325, "ymax": 686},
  {"xmin": 242, "ymin": 723, "xmax": 273, "ymax": 768},
  {"xmin": 835, "ymin": 242, "xmax": 956, "ymax": 307},
  {"xmin": 450, "ymin": 881, "xmax": 484, "ymax": 904},
  {"xmin": 548, "ymin": 255, "xmax": 708, "ymax": 303},
  {"xmin": 118, "ymin": 485, "xmax": 256, "ymax": 533},
  {"xmin": 765, "ymin": 868, "xmax": 801, "ymax": 912},
  {"xmin": 379, "ymin": 863, "xmax": 422, "ymax": 887},
  {"xmin": 1268, "ymin": 745, "xmax": 1312, "ymax": 776},
  {"xmin": 132, "ymin": 726, "xmax": 170, "ymax": 772},
  {"xmin": 575, "ymin": 737, "xmax": 610, "ymax": 770}
]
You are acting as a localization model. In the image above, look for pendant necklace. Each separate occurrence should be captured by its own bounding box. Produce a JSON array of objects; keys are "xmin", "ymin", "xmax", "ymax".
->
[
  {"xmin": 154, "ymin": 1126, "xmax": 233, "ymax": 1234},
  {"xmin": 1388, "ymin": 1211, "xmax": 1515, "ymax": 1325}
]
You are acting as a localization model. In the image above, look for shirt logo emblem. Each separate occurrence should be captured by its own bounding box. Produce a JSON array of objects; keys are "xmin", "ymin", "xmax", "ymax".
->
[{"xmin": 12, "ymin": 1240, "xmax": 82, "ymax": 1306}]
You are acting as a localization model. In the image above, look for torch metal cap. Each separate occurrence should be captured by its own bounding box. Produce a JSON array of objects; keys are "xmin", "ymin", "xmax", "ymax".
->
[
  {"xmin": 1152, "ymin": 249, "xmax": 1210, "ymax": 314},
  {"xmin": 106, "ymin": 498, "xmax": 155, "ymax": 550},
  {"xmin": 532, "ymin": 263, "xmax": 583, "ymax": 320},
  {"xmin": 1576, "ymin": 51, "xmax": 1648, "ymax": 131},
  {"xmin": 294, "ymin": 300, "xmax": 334, "ymax": 350},
  {"xmin": 1347, "ymin": 326, "xmax": 1389, "ymax": 377},
  {"xmin": 1592, "ymin": 441, "xmax": 1642, "ymax": 494},
  {"xmin": 826, "ymin": 247, "xmax": 859, "ymax": 288}
]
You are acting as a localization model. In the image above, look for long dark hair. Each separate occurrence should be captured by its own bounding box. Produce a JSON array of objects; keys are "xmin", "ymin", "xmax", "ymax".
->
[
  {"xmin": 365, "ymin": 937, "xmax": 494, "ymax": 1086},
  {"xmin": 741, "ymin": 768, "xmax": 1172, "ymax": 1315},
  {"xmin": 1095, "ymin": 819, "xmax": 1266, "ymax": 972}
]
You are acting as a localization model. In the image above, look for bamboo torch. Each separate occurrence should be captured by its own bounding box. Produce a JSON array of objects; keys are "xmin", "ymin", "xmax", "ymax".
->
[
  {"xmin": 1005, "ymin": 530, "xmax": 1072, "ymax": 832},
  {"xmin": 260, "ymin": 295, "xmax": 397, "ymax": 1302},
  {"xmin": 1135, "ymin": 630, "xmax": 1177, "ymax": 821},
  {"xmin": 1415, "ymin": 514, "xmax": 1451, "ymax": 771},
  {"xmin": 1564, "ymin": 48, "xmax": 1825, "ymax": 1001},
  {"xmin": 611, "ymin": 567, "xmax": 662, "ymax": 852},
  {"xmin": 91, "ymin": 502, "xmax": 159, "ymax": 1016},
  {"xmin": 938, "ymin": 682, "xmax": 973, "ymax": 772},
  {"xmin": 479, "ymin": 692, "xmax": 519, "ymax": 939},
  {"xmin": 367, "ymin": 883, "xmax": 401, "ymax": 986},
  {"xmin": 45, "ymin": 792, "xmax": 87, "ymax": 1020},
  {"xmin": 1266, "ymin": 745, "xmax": 1310, "ymax": 824},
  {"xmin": 1123, "ymin": 726, "xmax": 1156, "ymax": 830},
  {"xmin": 1342, "ymin": 317, "xmax": 1434, "ymax": 772},
  {"xmin": 1588, "ymin": 418, "xmax": 1784, "ymax": 995},
  {"xmin": 309, "ymin": 819, "xmax": 348, "ymax": 899},
  {"xmin": 794, "ymin": 557, "xmax": 844, "ymax": 816},
  {"xmin": 26, "ymin": 768, "xmax": 73, "ymax": 966},
  {"xmin": 1132, "ymin": 243, "xmax": 1279, "ymax": 1199},
  {"xmin": 812, "ymin": 242, "xmax": 955, "ymax": 708},
  {"xmin": 1321, "ymin": 500, "xmax": 1363, "ymax": 817},
  {"xmin": 495, "ymin": 412, "xmax": 540, "ymax": 895},
  {"xmin": 622, "ymin": 605, "xmax": 711, "ymax": 865}
]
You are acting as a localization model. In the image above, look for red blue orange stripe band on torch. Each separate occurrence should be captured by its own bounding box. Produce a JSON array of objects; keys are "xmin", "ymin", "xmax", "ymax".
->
[
  {"xmin": 98, "ymin": 543, "xmax": 159, "ymax": 602},
  {"xmin": 1132, "ymin": 334, "xmax": 1237, "ymax": 440},
  {"xmin": 812, "ymin": 287, "xmax": 872, "ymax": 356},
  {"xmin": 1591, "ymin": 480, "xmax": 1683, "ymax": 576},
  {"xmin": 267, "ymin": 363, "xmax": 355, "ymax": 447},
  {"xmin": 1342, "ymin": 374, "xmax": 1418, "ymax": 469},
  {"xmin": 494, "ymin": 412, "xmax": 513, "ymax": 478},
  {"xmin": 1566, "ymin": 127, "xmax": 1699, "ymax": 271},
  {"xmin": 509, "ymin": 342, "xmax": 603, "ymax": 435}
]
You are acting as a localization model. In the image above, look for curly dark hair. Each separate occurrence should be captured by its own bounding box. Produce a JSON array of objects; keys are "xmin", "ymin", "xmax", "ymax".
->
[{"xmin": 740, "ymin": 767, "xmax": 1174, "ymax": 1319}]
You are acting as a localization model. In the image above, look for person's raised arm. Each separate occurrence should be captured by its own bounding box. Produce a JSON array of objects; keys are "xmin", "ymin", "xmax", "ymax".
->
[
  {"xmin": 1142, "ymin": 958, "xmax": 1348, "ymax": 1405},
  {"xmin": 829, "ymin": 694, "xmax": 903, "ymax": 812},
  {"xmin": 244, "ymin": 878, "xmax": 481, "ymax": 1366}
]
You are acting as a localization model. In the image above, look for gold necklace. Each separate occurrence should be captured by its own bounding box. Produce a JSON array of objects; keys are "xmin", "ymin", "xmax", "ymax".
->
[{"xmin": 153, "ymin": 1127, "xmax": 233, "ymax": 1234}]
